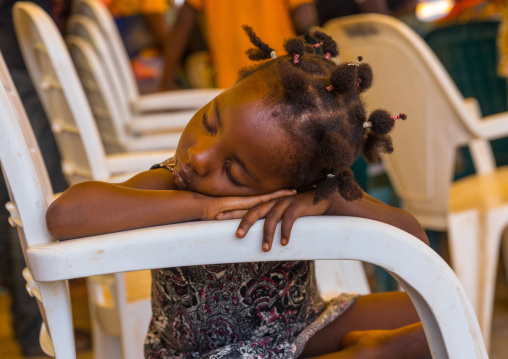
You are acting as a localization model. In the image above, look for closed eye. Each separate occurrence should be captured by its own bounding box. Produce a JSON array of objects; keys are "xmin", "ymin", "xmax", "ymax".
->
[
  {"xmin": 202, "ymin": 112, "xmax": 215, "ymax": 134},
  {"xmin": 225, "ymin": 160, "xmax": 243, "ymax": 186}
]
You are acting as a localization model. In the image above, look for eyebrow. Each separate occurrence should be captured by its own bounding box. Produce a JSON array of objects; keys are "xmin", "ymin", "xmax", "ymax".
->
[
  {"xmin": 214, "ymin": 98, "xmax": 222, "ymax": 128},
  {"xmin": 215, "ymin": 98, "xmax": 261, "ymax": 185}
]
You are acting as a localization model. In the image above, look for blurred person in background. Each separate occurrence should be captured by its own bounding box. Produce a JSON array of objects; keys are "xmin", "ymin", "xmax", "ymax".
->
[
  {"xmin": 498, "ymin": 1, "xmax": 507, "ymax": 78},
  {"xmin": 315, "ymin": 0, "xmax": 417, "ymax": 26},
  {"xmin": 104, "ymin": 0, "xmax": 171, "ymax": 83},
  {"xmin": 159, "ymin": 0, "xmax": 319, "ymax": 90}
]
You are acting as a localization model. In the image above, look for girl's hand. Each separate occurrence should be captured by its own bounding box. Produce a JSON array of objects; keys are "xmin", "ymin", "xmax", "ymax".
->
[
  {"xmin": 217, "ymin": 189, "xmax": 330, "ymax": 252},
  {"xmin": 202, "ymin": 189, "xmax": 297, "ymax": 221}
]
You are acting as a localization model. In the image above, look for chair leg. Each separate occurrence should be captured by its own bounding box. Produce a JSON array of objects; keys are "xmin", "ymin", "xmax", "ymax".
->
[
  {"xmin": 37, "ymin": 280, "xmax": 76, "ymax": 359},
  {"xmin": 447, "ymin": 210, "xmax": 481, "ymax": 312},
  {"xmin": 501, "ymin": 227, "xmax": 508, "ymax": 289},
  {"xmin": 122, "ymin": 299, "xmax": 152, "ymax": 359},
  {"xmin": 476, "ymin": 209, "xmax": 508, "ymax": 353},
  {"xmin": 87, "ymin": 276, "xmax": 122, "ymax": 359}
]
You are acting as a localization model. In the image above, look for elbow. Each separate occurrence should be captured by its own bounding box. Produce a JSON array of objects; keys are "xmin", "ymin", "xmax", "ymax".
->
[
  {"xmin": 45, "ymin": 181, "xmax": 98, "ymax": 240},
  {"xmin": 46, "ymin": 200, "xmax": 71, "ymax": 240}
]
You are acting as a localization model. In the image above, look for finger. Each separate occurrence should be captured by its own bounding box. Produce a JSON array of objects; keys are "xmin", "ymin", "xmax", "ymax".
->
[
  {"xmin": 258, "ymin": 189, "xmax": 297, "ymax": 202},
  {"xmin": 280, "ymin": 205, "xmax": 302, "ymax": 246},
  {"xmin": 237, "ymin": 201, "xmax": 276, "ymax": 238},
  {"xmin": 217, "ymin": 190, "xmax": 295, "ymax": 214},
  {"xmin": 216, "ymin": 210, "xmax": 247, "ymax": 220},
  {"xmin": 261, "ymin": 200, "xmax": 292, "ymax": 252}
]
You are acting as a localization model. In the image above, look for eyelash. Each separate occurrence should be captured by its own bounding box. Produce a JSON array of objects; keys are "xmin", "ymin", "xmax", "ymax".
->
[
  {"xmin": 225, "ymin": 160, "xmax": 243, "ymax": 186},
  {"xmin": 202, "ymin": 112, "xmax": 215, "ymax": 134}
]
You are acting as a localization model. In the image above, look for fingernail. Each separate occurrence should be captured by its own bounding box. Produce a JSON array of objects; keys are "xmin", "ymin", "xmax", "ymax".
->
[
  {"xmin": 291, "ymin": 189, "xmax": 297, "ymax": 194},
  {"xmin": 262, "ymin": 243, "xmax": 269, "ymax": 251},
  {"xmin": 216, "ymin": 213, "xmax": 224, "ymax": 218},
  {"xmin": 237, "ymin": 228, "xmax": 244, "ymax": 237},
  {"xmin": 281, "ymin": 238, "xmax": 288, "ymax": 245}
]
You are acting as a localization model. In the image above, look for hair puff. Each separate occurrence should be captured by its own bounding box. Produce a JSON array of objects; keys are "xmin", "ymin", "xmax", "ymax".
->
[
  {"xmin": 357, "ymin": 63, "xmax": 373, "ymax": 93},
  {"xmin": 368, "ymin": 109, "xmax": 395, "ymax": 135},
  {"xmin": 361, "ymin": 133, "xmax": 394, "ymax": 163},
  {"xmin": 314, "ymin": 169, "xmax": 363, "ymax": 203},
  {"xmin": 311, "ymin": 30, "xmax": 339, "ymax": 58},
  {"xmin": 329, "ymin": 63, "xmax": 357, "ymax": 94},
  {"xmin": 284, "ymin": 37, "xmax": 305, "ymax": 61}
]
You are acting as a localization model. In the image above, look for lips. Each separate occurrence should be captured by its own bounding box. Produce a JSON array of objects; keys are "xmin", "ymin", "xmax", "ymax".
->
[{"xmin": 173, "ymin": 168, "xmax": 189, "ymax": 190}]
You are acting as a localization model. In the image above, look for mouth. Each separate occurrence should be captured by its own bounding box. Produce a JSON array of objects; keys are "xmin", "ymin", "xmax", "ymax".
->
[{"xmin": 173, "ymin": 168, "xmax": 189, "ymax": 190}]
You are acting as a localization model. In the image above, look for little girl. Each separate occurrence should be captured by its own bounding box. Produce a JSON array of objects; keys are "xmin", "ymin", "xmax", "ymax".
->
[{"xmin": 46, "ymin": 27, "xmax": 431, "ymax": 359}]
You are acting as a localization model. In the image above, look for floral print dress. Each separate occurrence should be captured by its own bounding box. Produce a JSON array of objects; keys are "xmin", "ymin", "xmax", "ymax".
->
[{"xmin": 144, "ymin": 159, "xmax": 359, "ymax": 359}]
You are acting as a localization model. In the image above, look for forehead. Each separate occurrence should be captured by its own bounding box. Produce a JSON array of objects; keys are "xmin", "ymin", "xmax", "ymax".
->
[{"xmin": 219, "ymin": 79, "xmax": 292, "ymax": 184}]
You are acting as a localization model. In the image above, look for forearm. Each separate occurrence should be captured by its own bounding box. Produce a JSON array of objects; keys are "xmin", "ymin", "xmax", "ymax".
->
[
  {"xmin": 46, "ymin": 181, "xmax": 203, "ymax": 240},
  {"xmin": 325, "ymin": 192, "xmax": 429, "ymax": 245},
  {"xmin": 144, "ymin": 13, "xmax": 167, "ymax": 51},
  {"xmin": 160, "ymin": 1, "xmax": 197, "ymax": 90}
]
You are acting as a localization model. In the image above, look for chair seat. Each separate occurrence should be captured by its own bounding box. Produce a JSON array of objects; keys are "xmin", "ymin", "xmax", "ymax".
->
[
  {"xmin": 125, "ymin": 270, "xmax": 151, "ymax": 303},
  {"xmin": 449, "ymin": 166, "xmax": 508, "ymax": 213}
]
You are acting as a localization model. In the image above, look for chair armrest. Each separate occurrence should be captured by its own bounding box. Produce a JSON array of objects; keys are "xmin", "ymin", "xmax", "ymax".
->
[
  {"xmin": 105, "ymin": 150, "xmax": 174, "ymax": 175},
  {"xmin": 132, "ymin": 89, "xmax": 223, "ymax": 113},
  {"xmin": 127, "ymin": 110, "xmax": 195, "ymax": 134},
  {"xmin": 27, "ymin": 216, "xmax": 487, "ymax": 357},
  {"xmin": 463, "ymin": 97, "xmax": 482, "ymax": 120},
  {"xmin": 474, "ymin": 111, "xmax": 508, "ymax": 140}
]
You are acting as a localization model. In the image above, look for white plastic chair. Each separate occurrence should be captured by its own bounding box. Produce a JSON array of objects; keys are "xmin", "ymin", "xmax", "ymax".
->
[
  {"xmin": 71, "ymin": 0, "xmax": 223, "ymax": 115},
  {"xmin": 0, "ymin": 65, "xmax": 490, "ymax": 358},
  {"xmin": 323, "ymin": 13, "xmax": 508, "ymax": 349},
  {"xmin": 0, "ymin": 45, "xmax": 158, "ymax": 358}
]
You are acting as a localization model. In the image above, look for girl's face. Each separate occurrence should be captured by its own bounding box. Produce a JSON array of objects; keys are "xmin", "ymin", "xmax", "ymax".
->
[{"xmin": 174, "ymin": 79, "xmax": 292, "ymax": 197}]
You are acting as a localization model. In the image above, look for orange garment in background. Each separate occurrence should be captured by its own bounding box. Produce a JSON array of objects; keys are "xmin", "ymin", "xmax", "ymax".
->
[
  {"xmin": 103, "ymin": 0, "xmax": 169, "ymax": 17},
  {"xmin": 185, "ymin": 0, "xmax": 314, "ymax": 88}
]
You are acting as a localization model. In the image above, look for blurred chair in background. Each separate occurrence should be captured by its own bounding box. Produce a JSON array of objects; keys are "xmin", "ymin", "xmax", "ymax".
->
[
  {"xmin": 324, "ymin": 13, "xmax": 508, "ymax": 350},
  {"xmin": 425, "ymin": 20, "xmax": 508, "ymax": 178}
]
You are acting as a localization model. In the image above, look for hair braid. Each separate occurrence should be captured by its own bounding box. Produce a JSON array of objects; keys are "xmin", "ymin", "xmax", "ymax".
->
[{"xmin": 242, "ymin": 25, "xmax": 276, "ymax": 61}]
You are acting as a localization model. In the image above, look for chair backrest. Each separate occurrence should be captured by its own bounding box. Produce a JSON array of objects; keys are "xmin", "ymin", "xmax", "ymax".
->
[
  {"xmin": 13, "ymin": 1, "xmax": 113, "ymax": 185},
  {"xmin": 0, "ymin": 52, "xmax": 53, "ymax": 200},
  {"xmin": 323, "ymin": 14, "xmax": 480, "ymax": 229},
  {"xmin": 72, "ymin": 0, "xmax": 140, "ymax": 103},
  {"xmin": 66, "ymin": 14, "xmax": 133, "ymax": 126},
  {"xmin": 0, "ymin": 52, "xmax": 54, "ymax": 249},
  {"xmin": 425, "ymin": 21, "xmax": 507, "ymax": 117},
  {"xmin": 66, "ymin": 32, "xmax": 131, "ymax": 154}
]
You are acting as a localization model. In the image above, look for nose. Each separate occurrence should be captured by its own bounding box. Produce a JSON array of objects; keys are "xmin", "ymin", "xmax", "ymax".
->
[{"xmin": 188, "ymin": 140, "xmax": 214, "ymax": 177}]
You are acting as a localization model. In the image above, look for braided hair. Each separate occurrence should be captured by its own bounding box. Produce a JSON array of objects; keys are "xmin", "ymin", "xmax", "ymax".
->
[{"xmin": 238, "ymin": 26, "xmax": 404, "ymax": 203}]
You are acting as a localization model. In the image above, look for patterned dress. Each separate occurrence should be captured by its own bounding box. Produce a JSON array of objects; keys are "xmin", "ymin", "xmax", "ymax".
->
[{"xmin": 145, "ymin": 159, "xmax": 359, "ymax": 359}]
